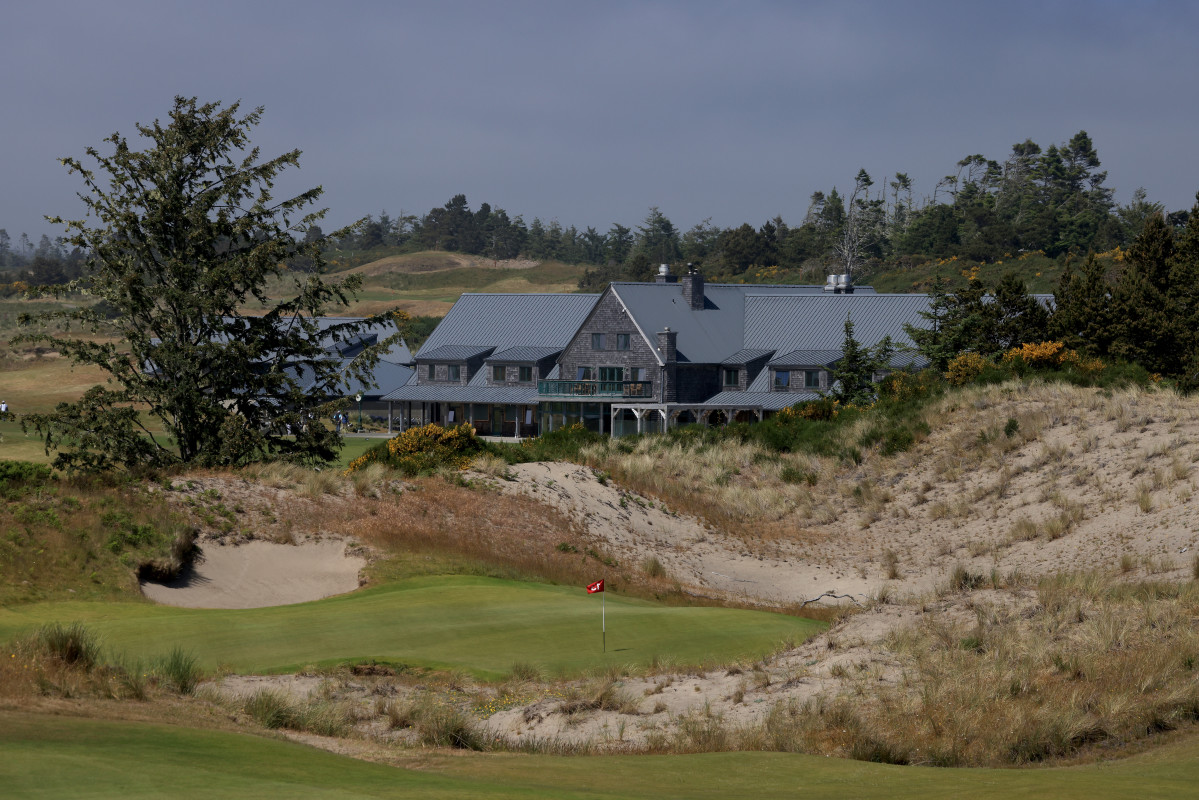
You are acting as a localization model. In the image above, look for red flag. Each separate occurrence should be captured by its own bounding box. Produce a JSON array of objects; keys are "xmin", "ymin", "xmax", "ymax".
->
[{"xmin": 586, "ymin": 579, "xmax": 604, "ymax": 594}]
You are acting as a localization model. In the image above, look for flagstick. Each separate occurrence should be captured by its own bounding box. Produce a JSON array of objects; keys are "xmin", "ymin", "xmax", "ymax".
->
[{"xmin": 602, "ymin": 590, "xmax": 606, "ymax": 653}]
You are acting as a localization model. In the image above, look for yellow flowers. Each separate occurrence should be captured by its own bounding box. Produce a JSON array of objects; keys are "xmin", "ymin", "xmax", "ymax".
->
[
  {"xmin": 344, "ymin": 423, "xmax": 482, "ymax": 475},
  {"xmin": 946, "ymin": 352, "xmax": 989, "ymax": 385},
  {"xmin": 1000, "ymin": 341, "xmax": 1105, "ymax": 376}
]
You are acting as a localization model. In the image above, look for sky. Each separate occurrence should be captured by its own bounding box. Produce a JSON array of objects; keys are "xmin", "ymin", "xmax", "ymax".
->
[{"xmin": 2, "ymin": 0, "xmax": 1197, "ymax": 243}]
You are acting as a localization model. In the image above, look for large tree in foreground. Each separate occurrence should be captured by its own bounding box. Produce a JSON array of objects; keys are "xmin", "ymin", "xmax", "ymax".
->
[{"xmin": 19, "ymin": 97, "xmax": 398, "ymax": 471}]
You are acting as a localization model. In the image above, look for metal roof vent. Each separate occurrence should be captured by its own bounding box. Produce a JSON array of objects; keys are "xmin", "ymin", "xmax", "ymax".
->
[{"xmin": 824, "ymin": 274, "xmax": 838, "ymax": 292}]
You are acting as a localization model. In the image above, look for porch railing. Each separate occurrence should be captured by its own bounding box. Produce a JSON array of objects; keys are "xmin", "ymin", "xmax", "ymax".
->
[{"xmin": 538, "ymin": 380, "xmax": 654, "ymax": 398}]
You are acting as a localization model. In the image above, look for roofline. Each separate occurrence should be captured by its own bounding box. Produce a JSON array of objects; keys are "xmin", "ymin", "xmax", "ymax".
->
[{"xmin": 609, "ymin": 284, "xmax": 665, "ymax": 367}]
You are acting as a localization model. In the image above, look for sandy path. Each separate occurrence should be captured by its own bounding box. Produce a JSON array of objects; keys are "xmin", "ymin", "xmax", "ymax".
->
[{"xmin": 140, "ymin": 539, "xmax": 365, "ymax": 609}]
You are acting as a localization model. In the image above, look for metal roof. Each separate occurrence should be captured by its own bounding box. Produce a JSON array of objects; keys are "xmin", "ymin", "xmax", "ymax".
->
[
  {"xmin": 744, "ymin": 294, "xmax": 932, "ymax": 352},
  {"xmin": 610, "ymin": 283, "xmax": 886, "ymax": 365},
  {"xmin": 417, "ymin": 344, "xmax": 495, "ymax": 361},
  {"xmin": 769, "ymin": 349, "xmax": 842, "ymax": 368},
  {"xmin": 695, "ymin": 390, "xmax": 821, "ymax": 410},
  {"xmin": 415, "ymin": 293, "xmax": 600, "ymax": 357},
  {"xmin": 382, "ymin": 374, "xmax": 540, "ymax": 404},
  {"xmin": 486, "ymin": 346, "xmax": 562, "ymax": 363},
  {"xmin": 720, "ymin": 348, "xmax": 775, "ymax": 365}
]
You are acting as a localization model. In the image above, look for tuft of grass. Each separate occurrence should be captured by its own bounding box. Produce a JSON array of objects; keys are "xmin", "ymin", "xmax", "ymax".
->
[
  {"xmin": 509, "ymin": 661, "xmax": 543, "ymax": 682},
  {"xmin": 642, "ymin": 556, "xmax": 667, "ymax": 579},
  {"xmin": 155, "ymin": 646, "xmax": 200, "ymax": 694},
  {"xmin": 34, "ymin": 623, "xmax": 101, "ymax": 671},
  {"xmin": 882, "ymin": 549, "xmax": 900, "ymax": 580}
]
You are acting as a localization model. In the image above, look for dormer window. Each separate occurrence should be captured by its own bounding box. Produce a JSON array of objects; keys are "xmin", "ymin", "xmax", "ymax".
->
[
  {"xmin": 723, "ymin": 368, "xmax": 739, "ymax": 387},
  {"xmin": 493, "ymin": 365, "xmax": 505, "ymax": 382},
  {"xmin": 804, "ymin": 370, "xmax": 821, "ymax": 388},
  {"xmin": 448, "ymin": 365, "xmax": 461, "ymax": 382},
  {"xmin": 427, "ymin": 364, "xmax": 435, "ymax": 380},
  {"xmin": 519, "ymin": 366, "xmax": 533, "ymax": 382},
  {"xmin": 773, "ymin": 370, "xmax": 790, "ymax": 389}
]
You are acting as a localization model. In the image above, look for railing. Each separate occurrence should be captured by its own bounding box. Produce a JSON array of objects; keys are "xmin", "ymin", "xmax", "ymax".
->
[{"xmin": 538, "ymin": 380, "xmax": 654, "ymax": 398}]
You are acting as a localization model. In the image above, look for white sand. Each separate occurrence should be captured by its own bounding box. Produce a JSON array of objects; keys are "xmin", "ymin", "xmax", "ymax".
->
[{"xmin": 140, "ymin": 539, "xmax": 365, "ymax": 609}]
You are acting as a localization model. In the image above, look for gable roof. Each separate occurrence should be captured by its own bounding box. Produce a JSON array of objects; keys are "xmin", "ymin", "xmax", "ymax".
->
[
  {"xmin": 768, "ymin": 349, "xmax": 843, "ymax": 368},
  {"xmin": 418, "ymin": 344, "xmax": 494, "ymax": 362},
  {"xmin": 416, "ymin": 293, "xmax": 600, "ymax": 357},
  {"xmin": 611, "ymin": 283, "xmax": 866, "ymax": 364}
]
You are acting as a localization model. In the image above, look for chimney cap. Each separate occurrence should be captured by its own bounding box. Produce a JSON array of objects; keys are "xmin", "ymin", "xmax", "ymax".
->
[{"xmin": 658, "ymin": 263, "xmax": 669, "ymax": 276}]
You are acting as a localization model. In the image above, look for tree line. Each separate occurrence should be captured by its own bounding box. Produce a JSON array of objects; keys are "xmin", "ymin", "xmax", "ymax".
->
[{"xmin": 314, "ymin": 130, "xmax": 1187, "ymax": 290}]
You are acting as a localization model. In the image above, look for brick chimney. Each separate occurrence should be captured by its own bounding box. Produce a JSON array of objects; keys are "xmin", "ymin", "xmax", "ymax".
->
[
  {"xmin": 681, "ymin": 265, "xmax": 704, "ymax": 309},
  {"xmin": 656, "ymin": 327, "xmax": 677, "ymax": 363}
]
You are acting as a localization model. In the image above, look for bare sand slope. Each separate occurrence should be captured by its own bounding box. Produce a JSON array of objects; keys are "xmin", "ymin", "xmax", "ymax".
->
[{"xmin": 141, "ymin": 539, "xmax": 365, "ymax": 609}]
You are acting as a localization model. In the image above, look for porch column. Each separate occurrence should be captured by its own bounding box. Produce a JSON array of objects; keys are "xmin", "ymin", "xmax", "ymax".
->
[
  {"xmin": 610, "ymin": 405, "xmax": 617, "ymax": 438},
  {"xmin": 387, "ymin": 401, "xmax": 393, "ymax": 434}
]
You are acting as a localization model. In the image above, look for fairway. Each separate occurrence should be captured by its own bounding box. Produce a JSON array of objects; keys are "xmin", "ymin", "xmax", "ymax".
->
[
  {"xmin": 0, "ymin": 576, "xmax": 819, "ymax": 677},
  {"xmin": 4, "ymin": 711, "xmax": 1198, "ymax": 800}
]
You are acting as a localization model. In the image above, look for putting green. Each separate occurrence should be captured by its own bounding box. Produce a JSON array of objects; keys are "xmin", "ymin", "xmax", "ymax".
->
[
  {"xmin": 0, "ymin": 576, "xmax": 819, "ymax": 677},
  {"xmin": 3, "ymin": 711, "xmax": 1197, "ymax": 800}
]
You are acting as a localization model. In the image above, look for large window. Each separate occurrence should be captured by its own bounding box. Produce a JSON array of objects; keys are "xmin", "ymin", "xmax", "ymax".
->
[
  {"xmin": 448, "ymin": 365, "xmax": 461, "ymax": 382},
  {"xmin": 773, "ymin": 370, "xmax": 790, "ymax": 389},
  {"xmin": 804, "ymin": 370, "xmax": 821, "ymax": 388},
  {"xmin": 591, "ymin": 333, "xmax": 606, "ymax": 350},
  {"xmin": 616, "ymin": 333, "xmax": 631, "ymax": 350},
  {"xmin": 723, "ymin": 368, "xmax": 739, "ymax": 387},
  {"xmin": 493, "ymin": 365, "xmax": 505, "ymax": 382},
  {"xmin": 599, "ymin": 366, "xmax": 624, "ymax": 383},
  {"xmin": 577, "ymin": 366, "xmax": 594, "ymax": 380},
  {"xmin": 518, "ymin": 365, "xmax": 533, "ymax": 382}
]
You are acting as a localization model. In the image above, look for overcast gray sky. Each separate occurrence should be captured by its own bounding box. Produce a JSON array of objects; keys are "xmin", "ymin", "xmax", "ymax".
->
[{"xmin": 2, "ymin": 0, "xmax": 1196, "ymax": 242}]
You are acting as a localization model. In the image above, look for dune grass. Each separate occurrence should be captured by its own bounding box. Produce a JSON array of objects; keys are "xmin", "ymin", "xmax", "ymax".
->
[
  {"xmin": 3, "ymin": 710, "xmax": 1198, "ymax": 800},
  {"xmin": 0, "ymin": 576, "xmax": 821, "ymax": 678}
]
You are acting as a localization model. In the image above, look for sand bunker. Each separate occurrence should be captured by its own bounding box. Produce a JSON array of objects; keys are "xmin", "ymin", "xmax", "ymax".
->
[{"xmin": 141, "ymin": 539, "xmax": 365, "ymax": 609}]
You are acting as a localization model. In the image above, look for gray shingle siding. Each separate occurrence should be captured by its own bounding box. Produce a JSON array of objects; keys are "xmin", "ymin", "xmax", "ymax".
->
[{"xmin": 559, "ymin": 292, "xmax": 663, "ymax": 399}]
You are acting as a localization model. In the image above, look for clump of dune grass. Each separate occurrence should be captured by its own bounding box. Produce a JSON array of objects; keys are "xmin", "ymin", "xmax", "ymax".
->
[
  {"xmin": 34, "ymin": 622, "xmax": 101, "ymax": 671},
  {"xmin": 155, "ymin": 646, "xmax": 200, "ymax": 694},
  {"xmin": 243, "ymin": 688, "xmax": 354, "ymax": 736}
]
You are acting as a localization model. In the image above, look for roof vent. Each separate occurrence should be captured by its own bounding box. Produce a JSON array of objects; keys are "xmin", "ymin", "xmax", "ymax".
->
[
  {"xmin": 824, "ymin": 274, "xmax": 837, "ymax": 292},
  {"xmin": 655, "ymin": 263, "xmax": 678, "ymax": 284}
]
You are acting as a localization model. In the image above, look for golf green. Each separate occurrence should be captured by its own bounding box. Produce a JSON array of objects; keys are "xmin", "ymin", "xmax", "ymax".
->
[{"xmin": 0, "ymin": 575, "xmax": 820, "ymax": 677}]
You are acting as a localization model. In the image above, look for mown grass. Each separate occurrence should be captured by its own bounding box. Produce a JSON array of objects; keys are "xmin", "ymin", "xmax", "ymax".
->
[
  {"xmin": 3, "ymin": 711, "xmax": 1199, "ymax": 800},
  {"xmin": 0, "ymin": 576, "xmax": 822, "ymax": 679}
]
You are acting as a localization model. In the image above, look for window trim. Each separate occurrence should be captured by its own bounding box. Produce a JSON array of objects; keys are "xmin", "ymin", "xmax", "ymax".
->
[
  {"xmin": 518, "ymin": 365, "xmax": 533, "ymax": 382},
  {"xmin": 723, "ymin": 368, "xmax": 739, "ymax": 387},
  {"xmin": 773, "ymin": 370, "xmax": 790, "ymax": 389},
  {"xmin": 492, "ymin": 364, "xmax": 506, "ymax": 382},
  {"xmin": 616, "ymin": 333, "xmax": 631, "ymax": 351},
  {"xmin": 448, "ymin": 364, "xmax": 461, "ymax": 382},
  {"xmin": 590, "ymin": 332, "xmax": 606, "ymax": 350},
  {"xmin": 804, "ymin": 370, "xmax": 821, "ymax": 389}
]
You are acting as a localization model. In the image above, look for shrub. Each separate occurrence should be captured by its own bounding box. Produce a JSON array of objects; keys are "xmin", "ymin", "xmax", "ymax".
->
[
  {"xmin": 946, "ymin": 352, "xmax": 990, "ymax": 386},
  {"xmin": 0, "ymin": 461, "xmax": 53, "ymax": 490},
  {"xmin": 244, "ymin": 689, "xmax": 298, "ymax": 729},
  {"xmin": 345, "ymin": 423, "xmax": 486, "ymax": 476},
  {"xmin": 642, "ymin": 556, "xmax": 667, "ymax": 579}
]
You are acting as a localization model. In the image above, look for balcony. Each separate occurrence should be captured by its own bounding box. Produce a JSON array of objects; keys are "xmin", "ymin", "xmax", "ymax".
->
[{"xmin": 538, "ymin": 380, "xmax": 654, "ymax": 398}]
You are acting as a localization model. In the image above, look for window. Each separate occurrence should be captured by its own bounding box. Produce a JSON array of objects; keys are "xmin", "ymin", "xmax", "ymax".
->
[
  {"xmin": 804, "ymin": 370, "xmax": 821, "ymax": 388},
  {"xmin": 616, "ymin": 333, "xmax": 631, "ymax": 350},
  {"xmin": 427, "ymin": 364, "xmax": 435, "ymax": 380},
  {"xmin": 493, "ymin": 365, "xmax": 505, "ymax": 382},
  {"xmin": 518, "ymin": 365, "xmax": 533, "ymax": 382},
  {"xmin": 599, "ymin": 366, "xmax": 624, "ymax": 383},
  {"xmin": 723, "ymin": 368, "xmax": 739, "ymax": 387},
  {"xmin": 632, "ymin": 367, "xmax": 647, "ymax": 381},
  {"xmin": 448, "ymin": 365, "xmax": 461, "ymax": 381},
  {"xmin": 591, "ymin": 333, "xmax": 606, "ymax": 350},
  {"xmin": 577, "ymin": 366, "xmax": 594, "ymax": 381},
  {"xmin": 773, "ymin": 370, "xmax": 790, "ymax": 389}
]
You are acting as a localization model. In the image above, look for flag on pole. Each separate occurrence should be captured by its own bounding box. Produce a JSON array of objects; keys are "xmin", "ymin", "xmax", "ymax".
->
[{"xmin": 586, "ymin": 579, "xmax": 604, "ymax": 594}]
